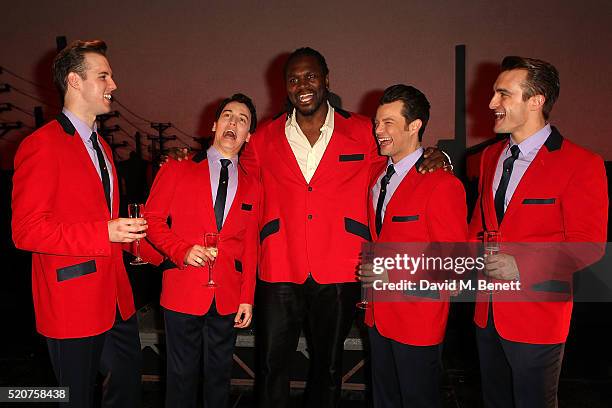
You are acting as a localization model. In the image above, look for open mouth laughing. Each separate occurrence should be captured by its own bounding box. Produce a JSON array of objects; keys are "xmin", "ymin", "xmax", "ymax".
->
[
  {"xmin": 223, "ymin": 129, "xmax": 237, "ymax": 140},
  {"xmin": 377, "ymin": 136, "xmax": 392, "ymax": 147},
  {"xmin": 297, "ymin": 92, "xmax": 314, "ymax": 104}
]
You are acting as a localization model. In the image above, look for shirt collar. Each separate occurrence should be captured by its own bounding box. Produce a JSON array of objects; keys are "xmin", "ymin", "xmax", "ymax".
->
[
  {"xmin": 287, "ymin": 101, "xmax": 335, "ymax": 133},
  {"xmin": 207, "ymin": 145, "xmax": 238, "ymax": 168},
  {"xmin": 62, "ymin": 108, "xmax": 97, "ymax": 143},
  {"xmin": 509, "ymin": 123, "xmax": 551, "ymax": 156},
  {"xmin": 388, "ymin": 146, "xmax": 424, "ymax": 176}
]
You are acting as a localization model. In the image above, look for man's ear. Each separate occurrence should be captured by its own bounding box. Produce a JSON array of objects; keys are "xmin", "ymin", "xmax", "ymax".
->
[
  {"xmin": 529, "ymin": 94, "xmax": 545, "ymax": 111},
  {"xmin": 246, "ymin": 132, "xmax": 251, "ymax": 143},
  {"xmin": 325, "ymin": 75, "xmax": 329, "ymax": 90},
  {"xmin": 408, "ymin": 118, "xmax": 423, "ymax": 135},
  {"xmin": 212, "ymin": 122, "xmax": 217, "ymax": 132},
  {"xmin": 67, "ymin": 72, "xmax": 81, "ymax": 90}
]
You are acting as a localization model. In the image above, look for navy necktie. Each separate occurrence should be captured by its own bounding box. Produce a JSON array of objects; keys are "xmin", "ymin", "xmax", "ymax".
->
[
  {"xmin": 214, "ymin": 159, "xmax": 232, "ymax": 231},
  {"xmin": 90, "ymin": 132, "xmax": 111, "ymax": 212},
  {"xmin": 375, "ymin": 164, "xmax": 395, "ymax": 235},
  {"xmin": 494, "ymin": 144, "xmax": 520, "ymax": 225}
]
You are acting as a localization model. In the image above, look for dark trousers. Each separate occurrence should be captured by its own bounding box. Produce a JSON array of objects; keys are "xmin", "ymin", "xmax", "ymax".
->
[
  {"xmin": 46, "ymin": 311, "xmax": 142, "ymax": 408},
  {"xmin": 476, "ymin": 306, "xmax": 565, "ymax": 408},
  {"xmin": 164, "ymin": 301, "xmax": 237, "ymax": 408},
  {"xmin": 368, "ymin": 325, "xmax": 442, "ymax": 408},
  {"xmin": 256, "ymin": 277, "xmax": 359, "ymax": 408}
]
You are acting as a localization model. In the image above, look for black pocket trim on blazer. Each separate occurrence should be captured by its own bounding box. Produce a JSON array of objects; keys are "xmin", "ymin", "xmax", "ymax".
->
[
  {"xmin": 158, "ymin": 259, "xmax": 178, "ymax": 272},
  {"xmin": 57, "ymin": 260, "xmax": 97, "ymax": 282},
  {"xmin": 339, "ymin": 154, "xmax": 365, "ymax": 162},
  {"xmin": 531, "ymin": 280, "xmax": 570, "ymax": 294},
  {"xmin": 344, "ymin": 217, "xmax": 372, "ymax": 242},
  {"xmin": 235, "ymin": 260, "xmax": 243, "ymax": 273},
  {"xmin": 404, "ymin": 288, "xmax": 440, "ymax": 300},
  {"xmin": 522, "ymin": 198, "xmax": 556, "ymax": 205},
  {"xmin": 392, "ymin": 215, "xmax": 420, "ymax": 222},
  {"xmin": 260, "ymin": 219, "xmax": 280, "ymax": 243},
  {"xmin": 241, "ymin": 203, "xmax": 253, "ymax": 211}
]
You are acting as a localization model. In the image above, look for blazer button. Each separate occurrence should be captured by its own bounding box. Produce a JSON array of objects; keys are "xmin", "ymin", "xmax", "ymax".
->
[
  {"xmin": 308, "ymin": 214, "xmax": 313, "ymax": 220},
  {"xmin": 308, "ymin": 186, "xmax": 313, "ymax": 192}
]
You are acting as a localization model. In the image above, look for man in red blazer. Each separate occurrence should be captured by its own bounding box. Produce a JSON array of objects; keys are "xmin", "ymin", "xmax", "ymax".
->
[
  {"xmin": 12, "ymin": 40, "xmax": 148, "ymax": 407},
  {"xmin": 144, "ymin": 93, "xmax": 259, "ymax": 408},
  {"xmin": 243, "ymin": 47, "xmax": 449, "ymax": 408},
  {"xmin": 359, "ymin": 84, "xmax": 468, "ymax": 407},
  {"xmin": 469, "ymin": 56, "xmax": 608, "ymax": 407}
]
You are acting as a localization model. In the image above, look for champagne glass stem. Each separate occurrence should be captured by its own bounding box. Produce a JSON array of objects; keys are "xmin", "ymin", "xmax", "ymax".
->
[{"xmin": 135, "ymin": 239, "xmax": 140, "ymax": 259}]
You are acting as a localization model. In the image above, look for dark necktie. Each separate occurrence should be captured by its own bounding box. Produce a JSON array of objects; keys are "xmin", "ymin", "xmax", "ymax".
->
[
  {"xmin": 375, "ymin": 164, "xmax": 396, "ymax": 235},
  {"xmin": 214, "ymin": 159, "xmax": 232, "ymax": 231},
  {"xmin": 494, "ymin": 144, "xmax": 520, "ymax": 225},
  {"xmin": 90, "ymin": 132, "xmax": 111, "ymax": 212}
]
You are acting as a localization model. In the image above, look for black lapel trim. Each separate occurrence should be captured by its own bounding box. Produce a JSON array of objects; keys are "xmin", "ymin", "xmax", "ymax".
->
[
  {"xmin": 544, "ymin": 127, "xmax": 563, "ymax": 152},
  {"xmin": 334, "ymin": 106, "xmax": 351, "ymax": 119},
  {"xmin": 192, "ymin": 151, "xmax": 207, "ymax": 163},
  {"xmin": 56, "ymin": 113, "xmax": 76, "ymax": 136},
  {"xmin": 273, "ymin": 111, "xmax": 288, "ymax": 120}
]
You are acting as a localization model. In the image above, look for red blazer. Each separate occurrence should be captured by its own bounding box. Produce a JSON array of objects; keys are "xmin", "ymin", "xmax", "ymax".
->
[
  {"xmin": 365, "ymin": 157, "xmax": 468, "ymax": 345},
  {"xmin": 144, "ymin": 152, "xmax": 259, "ymax": 316},
  {"xmin": 468, "ymin": 128, "xmax": 608, "ymax": 344},
  {"xmin": 241, "ymin": 109, "xmax": 384, "ymax": 284},
  {"xmin": 12, "ymin": 114, "xmax": 135, "ymax": 339}
]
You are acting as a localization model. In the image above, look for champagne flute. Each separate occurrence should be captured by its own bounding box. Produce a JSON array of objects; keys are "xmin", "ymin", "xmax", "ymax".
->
[
  {"xmin": 128, "ymin": 203, "xmax": 148, "ymax": 265},
  {"xmin": 204, "ymin": 232, "xmax": 219, "ymax": 287},
  {"xmin": 356, "ymin": 247, "xmax": 375, "ymax": 309},
  {"xmin": 483, "ymin": 230, "xmax": 501, "ymax": 294}
]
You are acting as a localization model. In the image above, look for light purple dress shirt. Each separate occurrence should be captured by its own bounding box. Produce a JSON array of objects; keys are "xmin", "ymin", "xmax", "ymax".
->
[
  {"xmin": 207, "ymin": 146, "xmax": 238, "ymax": 227},
  {"xmin": 372, "ymin": 147, "xmax": 424, "ymax": 221},
  {"xmin": 63, "ymin": 108, "xmax": 114, "ymax": 210},
  {"xmin": 492, "ymin": 124, "xmax": 552, "ymax": 211}
]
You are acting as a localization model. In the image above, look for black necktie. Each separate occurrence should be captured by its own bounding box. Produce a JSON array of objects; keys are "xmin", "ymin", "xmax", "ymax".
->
[
  {"xmin": 90, "ymin": 132, "xmax": 111, "ymax": 212},
  {"xmin": 214, "ymin": 159, "xmax": 231, "ymax": 231},
  {"xmin": 494, "ymin": 144, "xmax": 520, "ymax": 225},
  {"xmin": 375, "ymin": 164, "xmax": 395, "ymax": 235}
]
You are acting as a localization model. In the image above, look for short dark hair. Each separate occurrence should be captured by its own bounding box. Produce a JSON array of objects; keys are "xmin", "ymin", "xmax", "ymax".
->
[
  {"xmin": 379, "ymin": 84, "xmax": 430, "ymax": 141},
  {"xmin": 215, "ymin": 93, "xmax": 258, "ymax": 133},
  {"xmin": 52, "ymin": 40, "xmax": 108, "ymax": 101},
  {"xmin": 284, "ymin": 47, "xmax": 329, "ymax": 79},
  {"xmin": 501, "ymin": 56, "xmax": 560, "ymax": 120}
]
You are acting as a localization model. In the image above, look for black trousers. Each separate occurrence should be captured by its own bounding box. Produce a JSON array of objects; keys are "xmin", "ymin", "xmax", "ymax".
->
[
  {"xmin": 368, "ymin": 325, "xmax": 442, "ymax": 408},
  {"xmin": 476, "ymin": 305, "xmax": 565, "ymax": 408},
  {"xmin": 46, "ymin": 311, "xmax": 142, "ymax": 408},
  {"xmin": 256, "ymin": 277, "xmax": 359, "ymax": 408},
  {"xmin": 163, "ymin": 301, "xmax": 236, "ymax": 408}
]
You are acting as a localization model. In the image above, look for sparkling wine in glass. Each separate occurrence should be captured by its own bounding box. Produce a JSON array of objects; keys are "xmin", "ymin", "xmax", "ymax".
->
[
  {"xmin": 357, "ymin": 246, "xmax": 375, "ymax": 310},
  {"xmin": 128, "ymin": 203, "xmax": 148, "ymax": 265},
  {"xmin": 204, "ymin": 232, "xmax": 219, "ymax": 287},
  {"xmin": 482, "ymin": 230, "xmax": 501, "ymax": 294}
]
